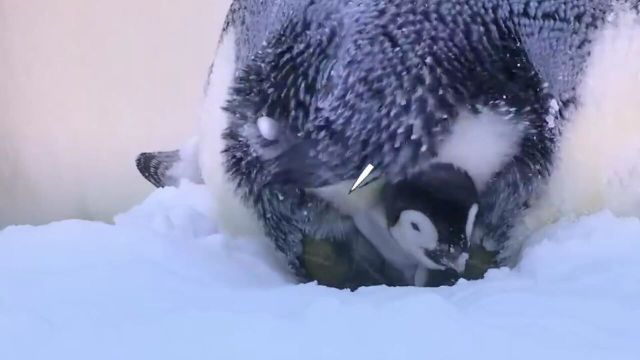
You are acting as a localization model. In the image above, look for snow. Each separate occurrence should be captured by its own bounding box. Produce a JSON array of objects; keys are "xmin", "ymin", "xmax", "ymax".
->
[{"xmin": 1, "ymin": 181, "xmax": 639, "ymax": 360}]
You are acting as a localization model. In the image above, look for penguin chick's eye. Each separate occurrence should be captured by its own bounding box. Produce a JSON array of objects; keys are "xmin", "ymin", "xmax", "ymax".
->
[{"xmin": 410, "ymin": 222, "xmax": 420, "ymax": 232}]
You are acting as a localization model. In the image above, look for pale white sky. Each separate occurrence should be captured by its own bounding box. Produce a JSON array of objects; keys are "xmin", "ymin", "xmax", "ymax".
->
[{"xmin": 0, "ymin": 0, "xmax": 231, "ymax": 227}]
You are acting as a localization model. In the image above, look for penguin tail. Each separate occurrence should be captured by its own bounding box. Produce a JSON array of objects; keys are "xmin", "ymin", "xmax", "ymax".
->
[{"xmin": 135, "ymin": 150, "xmax": 181, "ymax": 188}]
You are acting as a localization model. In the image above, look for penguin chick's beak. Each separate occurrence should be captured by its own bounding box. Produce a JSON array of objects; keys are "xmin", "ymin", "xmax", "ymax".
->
[{"xmin": 424, "ymin": 246, "xmax": 470, "ymax": 274}]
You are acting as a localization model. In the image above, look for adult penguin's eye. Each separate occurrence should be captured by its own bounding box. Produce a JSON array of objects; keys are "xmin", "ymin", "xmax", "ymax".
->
[{"xmin": 410, "ymin": 222, "xmax": 420, "ymax": 232}]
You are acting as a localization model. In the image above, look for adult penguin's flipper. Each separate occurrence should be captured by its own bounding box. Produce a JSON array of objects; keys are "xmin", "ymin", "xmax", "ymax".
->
[{"xmin": 135, "ymin": 150, "xmax": 181, "ymax": 188}]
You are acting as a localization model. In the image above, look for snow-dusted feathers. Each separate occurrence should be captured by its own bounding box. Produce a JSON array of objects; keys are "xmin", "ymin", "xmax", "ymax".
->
[
  {"xmin": 211, "ymin": 0, "xmax": 616, "ymax": 283},
  {"xmin": 133, "ymin": 0, "xmax": 640, "ymax": 288}
]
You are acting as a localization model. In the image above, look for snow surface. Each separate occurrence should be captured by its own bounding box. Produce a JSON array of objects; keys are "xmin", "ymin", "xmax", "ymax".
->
[{"xmin": 1, "ymin": 181, "xmax": 639, "ymax": 360}]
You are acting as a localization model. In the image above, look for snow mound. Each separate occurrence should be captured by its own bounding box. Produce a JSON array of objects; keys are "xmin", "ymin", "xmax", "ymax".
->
[{"xmin": 1, "ymin": 182, "xmax": 638, "ymax": 360}]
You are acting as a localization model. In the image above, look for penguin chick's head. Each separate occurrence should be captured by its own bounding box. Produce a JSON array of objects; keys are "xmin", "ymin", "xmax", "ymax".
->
[{"xmin": 383, "ymin": 163, "xmax": 480, "ymax": 273}]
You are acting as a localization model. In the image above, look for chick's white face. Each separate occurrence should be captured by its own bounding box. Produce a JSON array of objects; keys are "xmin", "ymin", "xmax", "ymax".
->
[{"xmin": 389, "ymin": 210, "xmax": 444, "ymax": 270}]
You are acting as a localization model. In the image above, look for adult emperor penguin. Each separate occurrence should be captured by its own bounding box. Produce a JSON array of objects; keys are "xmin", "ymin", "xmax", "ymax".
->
[
  {"xmin": 138, "ymin": 0, "xmax": 465, "ymax": 287},
  {"xmin": 218, "ymin": 0, "xmax": 613, "ymax": 285},
  {"xmin": 153, "ymin": 0, "xmax": 407, "ymax": 288},
  {"xmin": 137, "ymin": 0, "xmax": 640, "ymax": 287}
]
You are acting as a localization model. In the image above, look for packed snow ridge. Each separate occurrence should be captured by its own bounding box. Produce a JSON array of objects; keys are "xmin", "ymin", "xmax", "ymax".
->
[{"xmin": 1, "ymin": 181, "xmax": 638, "ymax": 360}]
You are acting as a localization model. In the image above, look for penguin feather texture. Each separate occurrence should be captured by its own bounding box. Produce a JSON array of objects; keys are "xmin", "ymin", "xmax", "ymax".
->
[{"xmin": 139, "ymin": 0, "xmax": 640, "ymax": 287}]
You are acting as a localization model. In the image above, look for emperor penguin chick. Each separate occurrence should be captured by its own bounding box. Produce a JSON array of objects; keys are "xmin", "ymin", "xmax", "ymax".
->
[{"xmin": 382, "ymin": 163, "xmax": 480, "ymax": 276}]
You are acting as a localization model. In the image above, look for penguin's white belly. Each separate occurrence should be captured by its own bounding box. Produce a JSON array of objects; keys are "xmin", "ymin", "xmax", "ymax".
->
[
  {"xmin": 512, "ymin": 10, "xmax": 640, "ymax": 255},
  {"xmin": 197, "ymin": 29, "xmax": 267, "ymax": 240},
  {"xmin": 435, "ymin": 108, "xmax": 525, "ymax": 191}
]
